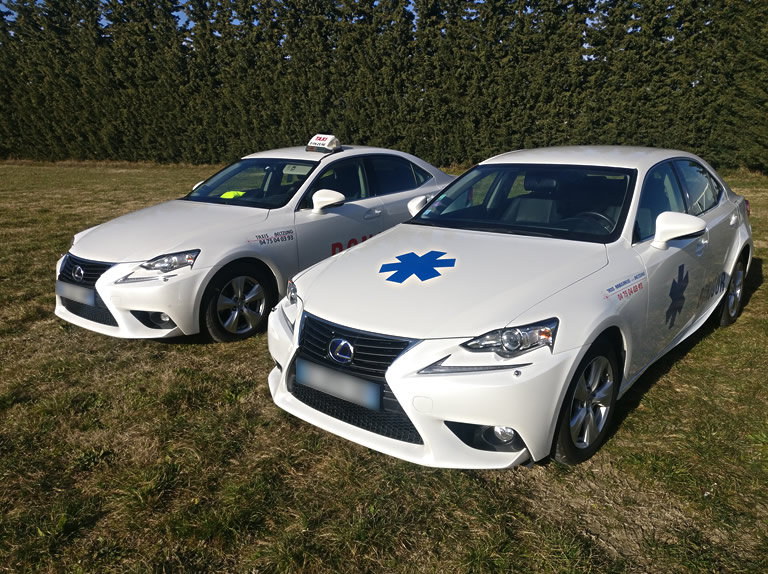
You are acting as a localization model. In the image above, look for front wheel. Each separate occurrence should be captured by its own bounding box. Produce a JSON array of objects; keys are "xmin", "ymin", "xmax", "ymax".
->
[
  {"xmin": 202, "ymin": 264, "xmax": 275, "ymax": 342},
  {"xmin": 554, "ymin": 341, "xmax": 619, "ymax": 465}
]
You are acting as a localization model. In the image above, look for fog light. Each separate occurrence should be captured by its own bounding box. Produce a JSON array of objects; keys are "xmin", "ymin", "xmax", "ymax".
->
[
  {"xmin": 149, "ymin": 311, "xmax": 176, "ymax": 329},
  {"xmin": 493, "ymin": 426, "xmax": 517, "ymax": 443}
]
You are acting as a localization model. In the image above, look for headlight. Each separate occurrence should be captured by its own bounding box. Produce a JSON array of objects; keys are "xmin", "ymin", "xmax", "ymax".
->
[
  {"xmin": 115, "ymin": 249, "xmax": 200, "ymax": 284},
  {"xmin": 286, "ymin": 280, "xmax": 298, "ymax": 305},
  {"xmin": 141, "ymin": 250, "xmax": 200, "ymax": 272},
  {"xmin": 280, "ymin": 280, "xmax": 300, "ymax": 331},
  {"xmin": 463, "ymin": 318, "xmax": 558, "ymax": 358}
]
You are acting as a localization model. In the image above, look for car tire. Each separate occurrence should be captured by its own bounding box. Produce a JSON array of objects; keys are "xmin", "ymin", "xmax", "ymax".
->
[
  {"xmin": 718, "ymin": 258, "xmax": 746, "ymax": 327},
  {"xmin": 202, "ymin": 263, "xmax": 275, "ymax": 343},
  {"xmin": 553, "ymin": 340, "xmax": 619, "ymax": 465}
]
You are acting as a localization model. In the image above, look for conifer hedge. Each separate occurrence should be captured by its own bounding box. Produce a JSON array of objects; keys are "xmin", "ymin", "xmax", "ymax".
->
[{"xmin": 1, "ymin": 1, "xmax": 766, "ymax": 170}]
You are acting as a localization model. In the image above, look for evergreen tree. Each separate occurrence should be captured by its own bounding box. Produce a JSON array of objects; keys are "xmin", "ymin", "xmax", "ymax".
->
[
  {"xmin": 0, "ymin": 0, "xmax": 765, "ymax": 168},
  {"xmin": 0, "ymin": 4, "xmax": 18, "ymax": 158},
  {"xmin": 710, "ymin": 0, "xmax": 768, "ymax": 171},
  {"xmin": 104, "ymin": 0, "xmax": 187, "ymax": 162},
  {"xmin": 332, "ymin": 0, "xmax": 416, "ymax": 149}
]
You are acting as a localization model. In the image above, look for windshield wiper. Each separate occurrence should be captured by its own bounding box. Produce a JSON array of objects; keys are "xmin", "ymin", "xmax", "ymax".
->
[
  {"xmin": 497, "ymin": 228, "xmax": 554, "ymax": 238},
  {"xmin": 407, "ymin": 219, "xmax": 449, "ymax": 228},
  {"xmin": 452, "ymin": 224, "xmax": 552, "ymax": 237}
]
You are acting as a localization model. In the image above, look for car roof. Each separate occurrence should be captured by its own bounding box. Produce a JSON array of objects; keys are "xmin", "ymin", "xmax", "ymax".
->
[
  {"xmin": 482, "ymin": 146, "xmax": 701, "ymax": 172},
  {"xmin": 241, "ymin": 145, "xmax": 405, "ymax": 162}
]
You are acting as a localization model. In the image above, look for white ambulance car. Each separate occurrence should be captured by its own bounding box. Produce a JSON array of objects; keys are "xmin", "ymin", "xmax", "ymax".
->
[{"xmin": 268, "ymin": 146, "xmax": 752, "ymax": 468}]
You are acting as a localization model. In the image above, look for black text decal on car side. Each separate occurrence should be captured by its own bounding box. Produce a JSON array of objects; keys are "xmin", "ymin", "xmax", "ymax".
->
[
  {"xmin": 696, "ymin": 271, "xmax": 728, "ymax": 309},
  {"xmin": 666, "ymin": 264, "xmax": 689, "ymax": 328}
]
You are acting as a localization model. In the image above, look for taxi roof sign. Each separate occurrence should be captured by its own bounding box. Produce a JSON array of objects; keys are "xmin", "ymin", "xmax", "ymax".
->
[{"xmin": 306, "ymin": 134, "xmax": 341, "ymax": 153}]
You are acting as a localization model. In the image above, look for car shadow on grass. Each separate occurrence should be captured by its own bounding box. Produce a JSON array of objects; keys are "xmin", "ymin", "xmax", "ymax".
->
[
  {"xmin": 154, "ymin": 332, "xmax": 212, "ymax": 346},
  {"xmin": 608, "ymin": 256, "xmax": 763, "ymax": 440}
]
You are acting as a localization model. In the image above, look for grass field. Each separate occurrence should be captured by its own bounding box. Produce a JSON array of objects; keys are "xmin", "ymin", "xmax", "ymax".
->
[{"xmin": 0, "ymin": 161, "xmax": 766, "ymax": 573}]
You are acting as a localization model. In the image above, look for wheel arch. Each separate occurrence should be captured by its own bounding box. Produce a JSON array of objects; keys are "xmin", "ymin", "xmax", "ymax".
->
[
  {"xmin": 548, "ymin": 327, "xmax": 625, "ymax": 463},
  {"xmin": 196, "ymin": 256, "xmax": 281, "ymax": 331},
  {"xmin": 593, "ymin": 326, "xmax": 626, "ymax": 390},
  {"xmin": 737, "ymin": 242, "xmax": 752, "ymax": 269}
]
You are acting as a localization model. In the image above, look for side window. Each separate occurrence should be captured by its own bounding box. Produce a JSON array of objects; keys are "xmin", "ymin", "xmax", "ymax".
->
[
  {"xmin": 300, "ymin": 159, "xmax": 368, "ymax": 209},
  {"xmin": 368, "ymin": 155, "xmax": 429, "ymax": 196},
  {"xmin": 674, "ymin": 160, "xmax": 721, "ymax": 215},
  {"xmin": 635, "ymin": 163, "xmax": 686, "ymax": 243},
  {"xmin": 413, "ymin": 164, "xmax": 432, "ymax": 186}
]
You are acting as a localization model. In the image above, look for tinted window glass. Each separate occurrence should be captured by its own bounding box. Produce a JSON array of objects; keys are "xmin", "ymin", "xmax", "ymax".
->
[
  {"xmin": 299, "ymin": 159, "xmax": 369, "ymax": 209},
  {"xmin": 368, "ymin": 156, "xmax": 428, "ymax": 195},
  {"xmin": 413, "ymin": 164, "xmax": 433, "ymax": 185},
  {"xmin": 411, "ymin": 164, "xmax": 634, "ymax": 244},
  {"xmin": 635, "ymin": 163, "xmax": 686, "ymax": 242},
  {"xmin": 184, "ymin": 159, "xmax": 316, "ymax": 208},
  {"xmin": 674, "ymin": 160, "xmax": 721, "ymax": 215}
]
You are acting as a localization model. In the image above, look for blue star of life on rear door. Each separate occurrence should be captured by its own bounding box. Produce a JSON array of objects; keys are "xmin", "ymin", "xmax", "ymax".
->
[{"xmin": 379, "ymin": 251, "xmax": 456, "ymax": 283}]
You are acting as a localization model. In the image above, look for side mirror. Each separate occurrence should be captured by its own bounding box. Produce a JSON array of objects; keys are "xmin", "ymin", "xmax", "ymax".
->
[
  {"xmin": 312, "ymin": 189, "xmax": 346, "ymax": 213},
  {"xmin": 192, "ymin": 180, "xmax": 205, "ymax": 191},
  {"xmin": 407, "ymin": 195, "xmax": 428, "ymax": 217},
  {"xmin": 651, "ymin": 212, "xmax": 706, "ymax": 250}
]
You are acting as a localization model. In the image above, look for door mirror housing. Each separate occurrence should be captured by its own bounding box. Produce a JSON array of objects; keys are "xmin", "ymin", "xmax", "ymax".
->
[
  {"xmin": 651, "ymin": 212, "xmax": 706, "ymax": 250},
  {"xmin": 312, "ymin": 189, "xmax": 346, "ymax": 213},
  {"xmin": 407, "ymin": 195, "xmax": 429, "ymax": 217}
]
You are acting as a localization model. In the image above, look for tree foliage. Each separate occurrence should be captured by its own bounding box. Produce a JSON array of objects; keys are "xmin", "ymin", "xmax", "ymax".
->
[{"xmin": 1, "ymin": 0, "xmax": 766, "ymax": 170}]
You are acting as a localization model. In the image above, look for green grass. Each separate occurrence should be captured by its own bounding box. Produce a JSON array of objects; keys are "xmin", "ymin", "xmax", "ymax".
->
[{"xmin": 0, "ymin": 161, "xmax": 766, "ymax": 572}]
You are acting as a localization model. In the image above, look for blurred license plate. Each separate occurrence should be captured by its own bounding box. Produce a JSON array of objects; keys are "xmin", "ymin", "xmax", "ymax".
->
[
  {"xmin": 295, "ymin": 359, "xmax": 381, "ymax": 411},
  {"xmin": 56, "ymin": 280, "xmax": 95, "ymax": 306}
]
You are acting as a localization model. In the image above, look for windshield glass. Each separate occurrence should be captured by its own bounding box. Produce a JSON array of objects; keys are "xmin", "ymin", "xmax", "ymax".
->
[
  {"xmin": 411, "ymin": 164, "xmax": 636, "ymax": 243},
  {"xmin": 182, "ymin": 158, "xmax": 317, "ymax": 208}
]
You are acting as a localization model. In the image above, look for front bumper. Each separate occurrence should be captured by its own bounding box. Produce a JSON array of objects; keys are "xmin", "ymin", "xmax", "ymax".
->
[
  {"xmin": 267, "ymin": 302, "xmax": 582, "ymax": 468},
  {"xmin": 54, "ymin": 254, "xmax": 215, "ymax": 338}
]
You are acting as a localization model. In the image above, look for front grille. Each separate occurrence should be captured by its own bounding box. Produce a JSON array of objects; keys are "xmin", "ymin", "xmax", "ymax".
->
[
  {"xmin": 292, "ymin": 313, "xmax": 422, "ymax": 444},
  {"xmin": 59, "ymin": 254, "xmax": 113, "ymax": 287},
  {"xmin": 292, "ymin": 382, "xmax": 423, "ymax": 444},
  {"xmin": 61, "ymin": 296, "xmax": 118, "ymax": 327},
  {"xmin": 299, "ymin": 313, "xmax": 411, "ymax": 382}
]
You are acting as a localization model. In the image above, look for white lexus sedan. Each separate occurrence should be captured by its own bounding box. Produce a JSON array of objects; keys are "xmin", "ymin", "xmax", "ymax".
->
[
  {"xmin": 55, "ymin": 135, "xmax": 453, "ymax": 341},
  {"xmin": 268, "ymin": 146, "xmax": 753, "ymax": 468}
]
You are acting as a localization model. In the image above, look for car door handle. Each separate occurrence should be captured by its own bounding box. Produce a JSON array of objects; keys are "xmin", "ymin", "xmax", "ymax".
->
[
  {"xmin": 364, "ymin": 209, "xmax": 382, "ymax": 220},
  {"xmin": 694, "ymin": 232, "xmax": 709, "ymax": 256}
]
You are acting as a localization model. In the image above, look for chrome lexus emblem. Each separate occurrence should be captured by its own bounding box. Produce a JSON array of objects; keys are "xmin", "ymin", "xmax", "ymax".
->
[
  {"xmin": 72, "ymin": 265, "xmax": 85, "ymax": 283},
  {"xmin": 328, "ymin": 338, "xmax": 354, "ymax": 365}
]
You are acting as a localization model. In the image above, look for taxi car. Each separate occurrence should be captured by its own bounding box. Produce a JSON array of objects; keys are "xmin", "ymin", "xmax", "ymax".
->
[
  {"xmin": 267, "ymin": 146, "xmax": 753, "ymax": 468},
  {"xmin": 55, "ymin": 135, "xmax": 454, "ymax": 341}
]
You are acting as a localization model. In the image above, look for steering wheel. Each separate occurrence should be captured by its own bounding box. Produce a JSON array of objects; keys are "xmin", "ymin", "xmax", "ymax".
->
[{"xmin": 574, "ymin": 211, "xmax": 614, "ymax": 232}]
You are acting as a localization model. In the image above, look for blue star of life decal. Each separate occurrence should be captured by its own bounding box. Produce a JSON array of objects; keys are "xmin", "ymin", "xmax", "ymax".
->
[
  {"xmin": 666, "ymin": 263, "xmax": 689, "ymax": 328},
  {"xmin": 379, "ymin": 251, "xmax": 456, "ymax": 283}
]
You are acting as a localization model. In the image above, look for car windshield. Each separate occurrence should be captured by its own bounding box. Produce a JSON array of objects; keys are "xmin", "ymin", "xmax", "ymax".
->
[
  {"xmin": 181, "ymin": 158, "xmax": 317, "ymax": 208},
  {"xmin": 410, "ymin": 164, "xmax": 636, "ymax": 243}
]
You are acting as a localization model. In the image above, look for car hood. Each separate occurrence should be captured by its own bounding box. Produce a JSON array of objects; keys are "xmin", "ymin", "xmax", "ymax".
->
[
  {"xmin": 298, "ymin": 224, "xmax": 608, "ymax": 339},
  {"xmin": 70, "ymin": 200, "xmax": 269, "ymax": 263}
]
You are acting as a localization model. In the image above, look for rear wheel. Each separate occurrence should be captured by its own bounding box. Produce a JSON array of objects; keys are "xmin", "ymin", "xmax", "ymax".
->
[
  {"xmin": 554, "ymin": 341, "xmax": 619, "ymax": 465},
  {"xmin": 718, "ymin": 258, "xmax": 746, "ymax": 326},
  {"xmin": 202, "ymin": 263, "xmax": 275, "ymax": 342}
]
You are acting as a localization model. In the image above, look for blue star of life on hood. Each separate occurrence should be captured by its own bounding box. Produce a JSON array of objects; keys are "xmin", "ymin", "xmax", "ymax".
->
[{"xmin": 379, "ymin": 251, "xmax": 456, "ymax": 283}]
